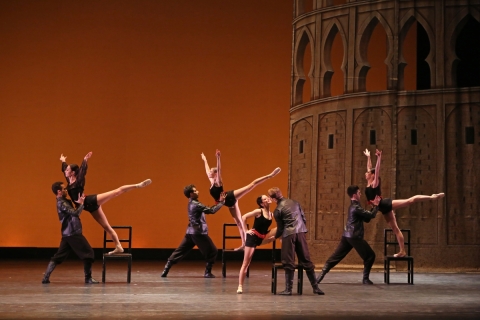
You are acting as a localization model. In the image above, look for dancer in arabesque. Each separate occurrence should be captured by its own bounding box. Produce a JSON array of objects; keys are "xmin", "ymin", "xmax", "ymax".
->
[
  {"xmin": 61, "ymin": 152, "xmax": 151, "ymax": 254},
  {"xmin": 201, "ymin": 149, "xmax": 280, "ymax": 250},
  {"xmin": 364, "ymin": 149, "xmax": 444, "ymax": 257}
]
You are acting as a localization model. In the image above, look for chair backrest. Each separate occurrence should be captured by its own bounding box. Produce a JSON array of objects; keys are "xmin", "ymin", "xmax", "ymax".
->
[
  {"xmin": 222, "ymin": 223, "xmax": 248, "ymax": 250},
  {"xmin": 384, "ymin": 228, "xmax": 411, "ymax": 256},
  {"xmin": 103, "ymin": 226, "xmax": 132, "ymax": 254}
]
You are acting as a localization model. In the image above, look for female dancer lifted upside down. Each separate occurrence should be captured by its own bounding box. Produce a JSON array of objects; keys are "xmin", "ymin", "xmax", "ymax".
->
[
  {"xmin": 61, "ymin": 152, "xmax": 151, "ymax": 254},
  {"xmin": 237, "ymin": 195, "xmax": 277, "ymax": 294},
  {"xmin": 364, "ymin": 149, "xmax": 444, "ymax": 257},
  {"xmin": 201, "ymin": 150, "xmax": 280, "ymax": 250}
]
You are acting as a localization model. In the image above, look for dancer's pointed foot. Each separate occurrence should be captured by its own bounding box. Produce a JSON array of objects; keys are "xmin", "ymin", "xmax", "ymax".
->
[
  {"xmin": 137, "ymin": 179, "xmax": 152, "ymax": 188},
  {"xmin": 237, "ymin": 285, "xmax": 243, "ymax": 294},
  {"xmin": 431, "ymin": 193, "xmax": 445, "ymax": 200},
  {"xmin": 393, "ymin": 251, "xmax": 406, "ymax": 258},
  {"xmin": 107, "ymin": 245, "xmax": 124, "ymax": 255},
  {"xmin": 269, "ymin": 167, "xmax": 281, "ymax": 178},
  {"xmin": 234, "ymin": 245, "xmax": 245, "ymax": 251}
]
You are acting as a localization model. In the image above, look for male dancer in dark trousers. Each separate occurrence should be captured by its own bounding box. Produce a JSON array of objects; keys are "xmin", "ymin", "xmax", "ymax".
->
[
  {"xmin": 161, "ymin": 184, "xmax": 225, "ymax": 278},
  {"xmin": 42, "ymin": 182, "xmax": 98, "ymax": 284},
  {"xmin": 268, "ymin": 187, "xmax": 324, "ymax": 295},
  {"xmin": 316, "ymin": 185, "xmax": 380, "ymax": 285}
]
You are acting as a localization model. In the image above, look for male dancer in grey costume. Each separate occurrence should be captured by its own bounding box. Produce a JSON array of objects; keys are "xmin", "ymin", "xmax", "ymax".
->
[{"xmin": 42, "ymin": 182, "xmax": 98, "ymax": 284}]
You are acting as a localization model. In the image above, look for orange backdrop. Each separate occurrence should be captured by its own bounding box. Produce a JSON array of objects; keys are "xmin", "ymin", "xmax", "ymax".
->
[
  {"xmin": 0, "ymin": 0, "xmax": 293, "ymax": 248},
  {"xmin": 0, "ymin": 1, "xmax": 416, "ymax": 249}
]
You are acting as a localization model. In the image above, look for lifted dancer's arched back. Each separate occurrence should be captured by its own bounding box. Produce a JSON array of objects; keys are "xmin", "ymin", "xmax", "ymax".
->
[
  {"xmin": 364, "ymin": 149, "xmax": 444, "ymax": 257},
  {"xmin": 201, "ymin": 150, "xmax": 280, "ymax": 250},
  {"xmin": 61, "ymin": 152, "xmax": 151, "ymax": 254}
]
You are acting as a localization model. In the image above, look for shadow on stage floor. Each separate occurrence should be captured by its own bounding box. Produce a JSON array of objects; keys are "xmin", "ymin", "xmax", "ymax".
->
[{"xmin": 0, "ymin": 259, "xmax": 479, "ymax": 319}]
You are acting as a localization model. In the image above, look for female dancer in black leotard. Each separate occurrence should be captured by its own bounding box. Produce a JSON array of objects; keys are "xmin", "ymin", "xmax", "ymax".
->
[
  {"xmin": 201, "ymin": 150, "xmax": 280, "ymax": 250},
  {"xmin": 61, "ymin": 152, "xmax": 151, "ymax": 254},
  {"xmin": 237, "ymin": 195, "xmax": 276, "ymax": 294},
  {"xmin": 364, "ymin": 149, "xmax": 444, "ymax": 257}
]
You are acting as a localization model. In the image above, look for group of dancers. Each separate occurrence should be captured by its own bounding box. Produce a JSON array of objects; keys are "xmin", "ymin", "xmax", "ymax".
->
[{"xmin": 42, "ymin": 149, "xmax": 445, "ymax": 296}]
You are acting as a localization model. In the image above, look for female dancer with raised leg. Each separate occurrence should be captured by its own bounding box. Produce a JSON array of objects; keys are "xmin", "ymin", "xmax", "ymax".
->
[
  {"xmin": 237, "ymin": 195, "xmax": 276, "ymax": 294},
  {"xmin": 364, "ymin": 149, "xmax": 444, "ymax": 257},
  {"xmin": 61, "ymin": 152, "xmax": 151, "ymax": 254},
  {"xmin": 201, "ymin": 150, "xmax": 280, "ymax": 250}
]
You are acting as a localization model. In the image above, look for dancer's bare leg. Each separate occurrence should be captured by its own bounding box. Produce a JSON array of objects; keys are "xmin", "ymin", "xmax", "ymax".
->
[
  {"xmin": 228, "ymin": 202, "xmax": 247, "ymax": 251},
  {"xmin": 90, "ymin": 206, "xmax": 123, "ymax": 254},
  {"xmin": 260, "ymin": 228, "xmax": 277, "ymax": 246},
  {"xmin": 96, "ymin": 179, "xmax": 152, "ymax": 206},
  {"xmin": 232, "ymin": 168, "xmax": 281, "ymax": 200},
  {"xmin": 391, "ymin": 193, "xmax": 445, "ymax": 211},
  {"xmin": 383, "ymin": 211, "xmax": 406, "ymax": 257},
  {"xmin": 238, "ymin": 246, "xmax": 255, "ymax": 294}
]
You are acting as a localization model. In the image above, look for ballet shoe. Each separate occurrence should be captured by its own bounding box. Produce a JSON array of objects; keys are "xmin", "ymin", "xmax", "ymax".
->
[
  {"xmin": 234, "ymin": 245, "xmax": 245, "ymax": 251},
  {"xmin": 107, "ymin": 246, "xmax": 124, "ymax": 255},
  {"xmin": 237, "ymin": 285, "xmax": 243, "ymax": 294},
  {"xmin": 270, "ymin": 167, "xmax": 281, "ymax": 178},
  {"xmin": 137, "ymin": 179, "xmax": 152, "ymax": 188},
  {"xmin": 393, "ymin": 251, "xmax": 406, "ymax": 258},
  {"xmin": 432, "ymin": 193, "xmax": 445, "ymax": 199}
]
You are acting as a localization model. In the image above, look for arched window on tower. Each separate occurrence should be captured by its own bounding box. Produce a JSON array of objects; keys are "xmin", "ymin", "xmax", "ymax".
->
[
  {"xmin": 365, "ymin": 21, "xmax": 388, "ymax": 92},
  {"xmin": 302, "ymin": 41, "xmax": 312, "ymax": 103},
  {"xmin": 416, "ymin": 22, "xmax": 431, "ymax": 90},
  {"xmin": 294, "ymin": 32, "xmax": 313, "ymax": 105},
  {"xmin": 455, "ymin": 16, "xmax": 480, "ymax": 88},
  {"xmin": 323, "ymin": 23, "xmax": 345, "ymax": 97}
]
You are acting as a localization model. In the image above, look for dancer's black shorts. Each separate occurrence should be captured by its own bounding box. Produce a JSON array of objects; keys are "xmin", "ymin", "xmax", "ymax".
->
[
  {"xmin": 245, "ymin": 233, "xmax": 263, "ymax": 248},
  {"xmin": 84, "ymin": 194, "xmax": 100, "ymax": 213},
  {"xmin": 224, "ymin": 190, "xmax": 237, "ymax": 208},
  {"xmin": 378, "ymin": 198, "xmax": 392, "ymax": 214}
]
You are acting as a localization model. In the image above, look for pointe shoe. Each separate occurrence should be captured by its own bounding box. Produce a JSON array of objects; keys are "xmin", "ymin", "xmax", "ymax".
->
[
  {"xmin": 393, "ymin": 251, "xmax": 406, "ymax": 258},
  {"xmin": 107, "ymin": 246, "xmax": 124, "ymax": 255},
  {"xmin": 137, "ymin": 179, "xmax": 152, "ymax": 188},
  {"xmin": 432, "ymin": 193, "xmax": 445, "ymax": 199},
  {"xmin": 237, "ymin": 285, "xmax": 243, "ymax": 294},
  {"xmin": 270, "ymin": 167, "xmax": 281, "ymax": 178},
  {"xmin": 234, "ymin": 245, "xmax": 245, "ymax": 251}
]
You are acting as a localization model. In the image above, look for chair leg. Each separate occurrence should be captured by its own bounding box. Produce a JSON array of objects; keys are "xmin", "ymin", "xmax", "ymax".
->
[
  {"xmin": 127, "ymin": 258, "xmax": 132, "ymax": 283},
  {"xmin": 102, "ymin": 259, "xmax": 106, "ymax": 283},
  {"xmin": 273, "ymin": 267, "xmax": 278, "ymax": 295},
  {"xmin": 222, "ymin": 261, "xmax": 226, "ymax": 278},
  {"xmin": 297, "ymin": 267, "xmax": 303, "ymax": 295},
  {"xmin": 271, "ymin": 266, "xmax": 275, "ymax": 293}
]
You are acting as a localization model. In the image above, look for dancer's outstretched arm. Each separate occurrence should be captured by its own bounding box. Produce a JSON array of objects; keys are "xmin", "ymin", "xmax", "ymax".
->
[
  {"xmin": 60, "ymin": 154, "xmax": 69, "ymax": 181},
  {"xmin": 215, "ymin": 149, "xmax": 223, "ymax": 186},
  {"xmin": 372, "ymin": 149, "xmax": 382, "ymax": 188},
  {"xmin": 201, "ymin": 152, "xmax": 215, "ymax": 185},
  {"xmin": 364, "ymin": 149, "xmax": 372, "ymax": 171},
  {"xmin": 76, "ymin": 152, "xmax": 92, "ymax": 186}
]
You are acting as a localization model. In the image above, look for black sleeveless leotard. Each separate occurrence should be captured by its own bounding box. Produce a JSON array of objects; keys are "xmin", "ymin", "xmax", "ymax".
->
[
  {"xmin": 209, "ymin": 184, "xmax": 236, "ymax": 207},
  {"xmin": 62, "ymin": 160, "xmax": 99, "ymax": 213},
  {"xmin": 365, "ymin": 182, "xmax": 392, "ymax": 214},
  {"xmin": 245, "ymin": 209, "xmax": 273, "ymax": 248}
]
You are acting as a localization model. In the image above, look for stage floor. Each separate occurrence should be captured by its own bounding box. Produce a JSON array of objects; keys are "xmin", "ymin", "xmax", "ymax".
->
[{"xmin": 0, "ymin": 260, "xmax": 479, "ymax": 319}]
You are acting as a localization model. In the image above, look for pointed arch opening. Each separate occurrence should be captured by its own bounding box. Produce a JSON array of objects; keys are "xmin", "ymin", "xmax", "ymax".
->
[
  {"xmin": 294, "ymin": 31, "xmax": 313, "ymax": 105},
  {"xmin": 322, "ymin": 23, "xmax": 345, "ymax": 97},
  {"xmin": 365, "ymin": 20, "xmax": 388, "ymax": 92},
  {"xmin": 454, "ymin": 15, "xmax": 480, "ymax": 88}
]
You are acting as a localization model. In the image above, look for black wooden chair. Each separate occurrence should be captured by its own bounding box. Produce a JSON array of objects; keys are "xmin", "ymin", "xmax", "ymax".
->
[
  {"xmin": 102, "ymin": 226, "xmax": 132, "ymax": 283},
  {"xmin": 271, "ymin": 240, "xmax": 304, "ymax": 294},
  {"xmin": 222, "ymin": 223, "xmax": 249, "ymax": 278},
  {"xmin": 384, "ymin": 228, "xmax": 414, "ymax": 284}
]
